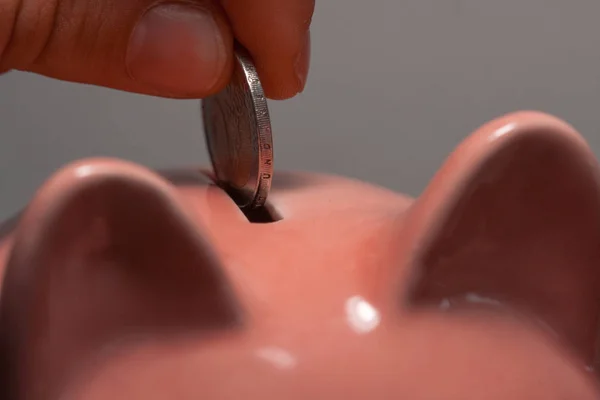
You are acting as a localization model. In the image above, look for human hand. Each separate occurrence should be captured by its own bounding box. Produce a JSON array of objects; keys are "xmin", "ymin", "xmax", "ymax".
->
[{"xmin": 0, "ymin": 0, "xmax": 314, "ymax": 99}]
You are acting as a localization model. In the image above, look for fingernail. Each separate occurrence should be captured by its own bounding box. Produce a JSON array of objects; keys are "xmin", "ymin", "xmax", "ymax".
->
[
  {"xmin": 294, "ymin": 30, "xmax": 311, "ymax": 93},
  {"xmin": 127, "ymin": 3, "xmax": 226, "ymax": 96}
]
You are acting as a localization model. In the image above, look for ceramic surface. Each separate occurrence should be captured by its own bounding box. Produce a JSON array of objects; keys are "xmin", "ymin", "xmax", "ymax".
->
[{"xmin": 1, "ymin": 111, "xmax": 600, "ymax": 399}]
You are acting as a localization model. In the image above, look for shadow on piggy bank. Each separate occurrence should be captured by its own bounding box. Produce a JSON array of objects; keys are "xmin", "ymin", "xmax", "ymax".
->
[{"xmin": 1, "ymin": 111, "xmax": 600, "ymax": 399}]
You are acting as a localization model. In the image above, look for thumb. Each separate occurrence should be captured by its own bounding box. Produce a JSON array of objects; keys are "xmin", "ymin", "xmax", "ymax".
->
[{"xmin": 0, "ymin": 0, "xmax": 234, "ymax": 98}]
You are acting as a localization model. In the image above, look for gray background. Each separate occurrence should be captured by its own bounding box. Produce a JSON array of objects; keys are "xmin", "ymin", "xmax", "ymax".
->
[{"xmin": 1, "ymin": 0, "xmax": 599, "ymax": 220}]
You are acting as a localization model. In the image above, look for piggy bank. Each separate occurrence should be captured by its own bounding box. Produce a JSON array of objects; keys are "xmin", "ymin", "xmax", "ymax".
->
[{"xmin": 1, "ymin": 111, "xmax": 600, "ymax": 399}]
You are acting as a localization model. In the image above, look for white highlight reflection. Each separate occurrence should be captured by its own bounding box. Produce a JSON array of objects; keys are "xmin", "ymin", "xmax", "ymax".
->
[
  {"xmin": 74, "ymin": 165, "xmax": 95, "ymax": 178},
  {"xmin": 490, "ymin": 122, "xmax": 517, "ymax": 140},
  {"xmin": 464, "ymin": 292, "xmax": 501, "ymax": 306},
  {"xmin": 255, "ymin": 346, "xmax": 297, "ymax": 370},
  {"xmin": 439, "ymin": 292, "xmax": 502, "ymax": 311},
  {"xmin": 345, "ymin": 295, "xmax": 381, "ymax": 334}
]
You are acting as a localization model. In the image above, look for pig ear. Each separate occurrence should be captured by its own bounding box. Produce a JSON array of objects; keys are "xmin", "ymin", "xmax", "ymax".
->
[
  {"xmin": 0, "ymin": 159, "xmax": 242, "ymax": 398},
  {"xmin": 401, "ymin": 112, "xmax": 600, "ymax": 367}
]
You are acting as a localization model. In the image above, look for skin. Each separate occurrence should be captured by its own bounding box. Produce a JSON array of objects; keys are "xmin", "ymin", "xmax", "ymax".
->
[{"xmin": 0, "ymin": 0, "xmax": 315, "ymax": 99}]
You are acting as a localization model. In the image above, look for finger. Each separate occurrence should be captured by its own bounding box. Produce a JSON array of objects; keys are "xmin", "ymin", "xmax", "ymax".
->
[
  {"xmin": 221, "ymin": 0, "xmax": 315, "ymax": 100},
  {"xmin": 0, "ymin": 0, "xmax": 234, "ymax": 98}
]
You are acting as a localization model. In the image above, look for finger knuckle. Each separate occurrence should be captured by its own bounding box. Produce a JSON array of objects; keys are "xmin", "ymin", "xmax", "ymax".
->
[{"xmin": 0, "ymin": 0, "xmax": 60, "ymax": 70}]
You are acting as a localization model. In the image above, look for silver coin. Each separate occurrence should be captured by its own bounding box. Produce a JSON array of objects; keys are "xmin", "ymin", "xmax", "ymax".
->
[{"xmin": 201, "ymin": 43, "xmax": 273, "ymax": 210}]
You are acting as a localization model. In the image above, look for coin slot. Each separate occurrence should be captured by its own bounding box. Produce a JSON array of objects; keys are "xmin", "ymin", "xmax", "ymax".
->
[
  {"xmin": 240, "ymin": 202, "xmax": 282, "ymax": 223},
  {"xmin": 201, "ymin": 171, "xmax": 282, "ymax": 224}
]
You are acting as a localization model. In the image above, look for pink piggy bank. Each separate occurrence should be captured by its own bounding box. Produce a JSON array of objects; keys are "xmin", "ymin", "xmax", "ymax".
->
[{"xmin": 1, "ymin": 111, "xmax": 600, "ymax": 399}]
